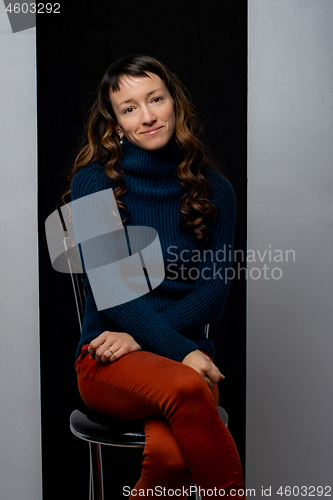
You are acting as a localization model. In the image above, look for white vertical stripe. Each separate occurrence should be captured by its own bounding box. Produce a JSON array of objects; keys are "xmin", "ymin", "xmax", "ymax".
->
[
  {"xmin": 248, "ymin": 0, "xmax": 333, "ymax": 487},
  {"xmin": 0, "ymin": 23, "xmax": 41, "ymax": 500}
]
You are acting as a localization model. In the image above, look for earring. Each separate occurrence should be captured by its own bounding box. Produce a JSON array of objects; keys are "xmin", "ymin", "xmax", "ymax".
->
[{"xmin": 117, "ymin": 131, "xmax": 123, "ymax": 145}]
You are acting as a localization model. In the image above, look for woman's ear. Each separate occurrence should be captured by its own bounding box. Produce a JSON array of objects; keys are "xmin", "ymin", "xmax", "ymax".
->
[{"xmin": 116, "ymin": 126, "xmax": 124, "ymax": 140}]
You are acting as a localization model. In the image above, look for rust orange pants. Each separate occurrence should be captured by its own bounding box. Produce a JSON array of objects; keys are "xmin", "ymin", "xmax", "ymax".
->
[{"xmin": 75, "ymin": 345, "xmax": 245, "ymax": 499}]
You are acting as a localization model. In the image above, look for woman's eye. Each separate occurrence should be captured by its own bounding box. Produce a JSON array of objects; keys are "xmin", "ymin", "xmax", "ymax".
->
[
  {"xmin": 124, "ymin": 107, "xmax": 134, "ymax": 114},
  {"xmin": 152, "ymin": 96, "xmax": 163, "ymax": 103}
]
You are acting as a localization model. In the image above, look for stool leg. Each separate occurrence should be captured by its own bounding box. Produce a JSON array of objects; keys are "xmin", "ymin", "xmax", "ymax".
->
[
  {"xmin": 194, "ymin": 484, "xmax": 201, "ymax": 500},
  {"xmin": 89, "ymin": 442, "xmax": 104, "ymax": 500}
]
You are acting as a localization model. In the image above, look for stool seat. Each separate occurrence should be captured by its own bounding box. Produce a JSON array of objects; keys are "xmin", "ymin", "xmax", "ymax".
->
[
  {"xmin": 70, "ymin": 409, "xmax": 146, "ymax": 447},
  {"xmin": 70, "ymin": 405, "xmax": 228, "ymax": 449}
]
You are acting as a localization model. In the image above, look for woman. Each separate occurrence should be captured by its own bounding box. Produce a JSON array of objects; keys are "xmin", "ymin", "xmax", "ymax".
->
[{"xmin": 67, "ymin": 54, "xmax": 245, "ymax": 499}]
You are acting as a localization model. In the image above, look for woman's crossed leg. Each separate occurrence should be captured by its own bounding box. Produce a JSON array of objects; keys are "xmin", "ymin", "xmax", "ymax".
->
[{"xmin": 75, "ymin": 346, "xmax": 245, "ymax": 499}]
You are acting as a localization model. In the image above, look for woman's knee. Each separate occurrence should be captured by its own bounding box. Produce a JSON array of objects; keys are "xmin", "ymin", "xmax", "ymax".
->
[{"xmin": 167, "ymin": 367, "xmax": 212, "ymax": 406}]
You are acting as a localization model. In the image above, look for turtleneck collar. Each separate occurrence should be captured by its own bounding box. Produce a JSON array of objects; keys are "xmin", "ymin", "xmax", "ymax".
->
[{"xmin": 120, "ymin": 138, "xmax": 182, "ymax": 180}]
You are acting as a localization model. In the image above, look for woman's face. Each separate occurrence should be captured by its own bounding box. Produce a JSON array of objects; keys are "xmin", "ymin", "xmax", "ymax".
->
[{"xmin": 110, "ymin": 72, "xmax": 176, "ymax": 151}]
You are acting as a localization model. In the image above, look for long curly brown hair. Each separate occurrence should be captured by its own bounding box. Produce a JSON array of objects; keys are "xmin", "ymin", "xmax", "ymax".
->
[{"xmin": 63, "ymin": 54, "xmax": 225, "ymax": 242}]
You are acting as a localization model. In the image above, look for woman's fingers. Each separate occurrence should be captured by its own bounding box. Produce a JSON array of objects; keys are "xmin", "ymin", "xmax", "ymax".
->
[
  {"xmin": 201, "ymin": 353, "xmax": 225, "ymax": 382},
  {"xmin": 100, "ymin": 346, "xmax": 118, "ymax": 363},
  {"xmin": 89, "ymin": 331, "xmax": 119, "ymax": 360},
  {"xmin": 88, "ymin": 331, "xmax": 110, "ymax": 354},
  {"xmin": 98, "ymin": 339, "xmax": 122, "ymax": 362},
  {"xmin": 205, "ymin": 363, "xmax": 225, "ymax": 385},
  {"xmin": 88, "ymin": 339, "xmax": 102, "ymax": 354},
  {"xmin": 95, "ymin": 342, "xmax": 115, "ymax": 362},
  {"xmin": 99, "ymin": 345, "xmax": 130, "ymax": 363},
  {"xmin": 88, "ymin": 331, "xmax": 142, "ymax": 363},
  {"xmin": 182, "ymin": 350, "xmax": 225, "ymax": 386},
  {"xmin": 207, "ymin": 366, "xmax": 223, "ymax": 384}
]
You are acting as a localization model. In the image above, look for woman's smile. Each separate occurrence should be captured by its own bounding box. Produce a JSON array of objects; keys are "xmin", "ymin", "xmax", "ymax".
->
[{"xmin": 140, "ymin": 126, "xmax": 164, "ymax": 135}]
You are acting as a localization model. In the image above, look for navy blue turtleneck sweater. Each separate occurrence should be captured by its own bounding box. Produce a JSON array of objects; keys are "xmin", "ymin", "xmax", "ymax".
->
[{"xmin": 71, "ymin": 140, "xmax": 235, "ymax": 362}]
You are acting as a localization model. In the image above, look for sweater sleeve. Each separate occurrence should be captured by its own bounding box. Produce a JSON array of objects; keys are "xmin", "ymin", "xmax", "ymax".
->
[
  {"xmin": 159, "ymin": 174, "xmax": 236, "ymax": 333},
  {"xmin": 71, "ymin": 165, "xmax": 199, "ymax": 362}
]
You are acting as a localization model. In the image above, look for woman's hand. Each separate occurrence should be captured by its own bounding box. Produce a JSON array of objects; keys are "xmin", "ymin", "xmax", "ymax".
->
[
  {"xmin": 88, "ymin": 331, "xmax": 142, "ymax": 363},
  {"xmin": 182, "ymin": 350, "xmax": 225, "ymax": 387}
]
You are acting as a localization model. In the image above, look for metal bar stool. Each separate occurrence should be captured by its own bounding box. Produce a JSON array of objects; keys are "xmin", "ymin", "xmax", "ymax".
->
[
  {"xmin": 65, "ymin": 238, "xmax": 228, "ymax": 500},
  {"xmin": 70, "ymin": 407, "xmax": 146, "ymax": 500}
]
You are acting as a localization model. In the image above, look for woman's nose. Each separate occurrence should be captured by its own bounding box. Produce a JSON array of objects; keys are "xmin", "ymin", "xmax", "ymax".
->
[{"xmin": 140, "ymin": 106, "xmax": 157, "ymax": 125}]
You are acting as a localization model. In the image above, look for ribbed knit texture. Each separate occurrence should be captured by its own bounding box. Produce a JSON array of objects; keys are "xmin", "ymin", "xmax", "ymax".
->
[{"xmin": 71, "ymin": 139, "xmax": 235, "ymax": 362}]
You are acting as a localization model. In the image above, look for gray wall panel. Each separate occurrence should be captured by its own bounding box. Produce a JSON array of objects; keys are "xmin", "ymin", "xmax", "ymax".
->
[
  {"xmin": 0, "ymin": 11, "xmax": 41, "ymax": 500},
  {"xmin": 247, "ymin": 0, "xmax": 333, "ymax": 491}
]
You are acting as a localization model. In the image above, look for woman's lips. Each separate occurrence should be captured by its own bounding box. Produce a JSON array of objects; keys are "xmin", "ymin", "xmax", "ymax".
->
[{"xmin": 141, "ymin": 126, "xmax": 163, "ymax": 135}]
